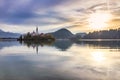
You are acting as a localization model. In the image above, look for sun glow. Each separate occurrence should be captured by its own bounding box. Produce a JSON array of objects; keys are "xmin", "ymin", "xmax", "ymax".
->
[
  {"xmin": 88, "ymin": 12, "xmax": 112, "ymax": 30},
  {"xmin": 92, "ymin": 51, "xmax": 106, "ymax": 62}
]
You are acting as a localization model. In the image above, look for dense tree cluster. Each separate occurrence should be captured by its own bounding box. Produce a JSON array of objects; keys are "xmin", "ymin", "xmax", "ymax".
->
[
  {"xmin": 18, "ymin": 33, "xmax": 55, "ymax": 41},
  {"xmin": 83, "ymin": 28, "xmax": 120, "ymax": 39}
]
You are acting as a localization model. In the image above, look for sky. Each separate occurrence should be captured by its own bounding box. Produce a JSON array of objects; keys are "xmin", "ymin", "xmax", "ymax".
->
[{"xmin": 0, "ymin": 0, "xmax": 120, "ymax": 33}]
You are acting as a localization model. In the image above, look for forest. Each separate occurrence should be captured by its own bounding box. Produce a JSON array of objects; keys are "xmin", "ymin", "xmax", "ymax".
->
[{"xmin": 83, "ymin": 28, "xmax": 120, "ymax": 39}]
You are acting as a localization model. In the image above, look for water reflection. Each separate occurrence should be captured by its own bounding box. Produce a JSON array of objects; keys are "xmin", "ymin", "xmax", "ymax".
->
[
  {"xmin": 19, "ymin": 40, "xmax": 73, "ymax": 52},
  {"xmin": 76, "ymin": 41, "xmax": 120, "ymax": 49},
  {"xmin": 91, "ymin": 51, "xmax": 106, "ymax": 62},
  {"xmin": 53, "ymin": 40, "xmax": 73, "ymax": 51},
  {"xmin": 1, "ymin": 40, "xmax": 120, "ymax": 52},
  {"xmin": 0, "ymin": 41, "xmax": 19, "ymax": 49},
  {"xmin": 0, "ymin": 40, "xmax": 119, "ymax": 80}
]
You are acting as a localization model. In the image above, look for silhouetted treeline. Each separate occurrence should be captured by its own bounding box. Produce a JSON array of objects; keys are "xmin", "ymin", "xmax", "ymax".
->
[
  {"xmin": 18, "ymin": 32, "xmax": 55, "ymax": 41},
  {"xmin": 83, "ymin": 28, "xmax": 120, "ymax": 39}
]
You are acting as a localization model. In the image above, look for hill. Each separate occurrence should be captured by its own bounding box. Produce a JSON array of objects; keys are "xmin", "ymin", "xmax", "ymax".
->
[
  {"xmin": 50, "ymin": 28, "xmax": 74, "ymax": 39},
  {"xmin": 0, "ymin": 29, "xmax": 20, "ymax": 38}
]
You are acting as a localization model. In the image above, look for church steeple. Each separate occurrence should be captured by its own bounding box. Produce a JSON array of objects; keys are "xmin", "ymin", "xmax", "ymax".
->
[{"xmin": 36, "ymin": 27, "xmax": 38, "ymax": 34}]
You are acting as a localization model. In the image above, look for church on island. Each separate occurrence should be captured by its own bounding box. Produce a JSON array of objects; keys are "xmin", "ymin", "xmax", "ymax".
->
[{"xmin": 18, "ymin": 27, "xmax": 55, "ymax": 41}]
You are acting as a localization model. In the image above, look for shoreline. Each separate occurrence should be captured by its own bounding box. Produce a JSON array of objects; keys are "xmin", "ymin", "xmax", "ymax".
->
[
  {"xmin": 79, "ymin": 39, "xmax": 120, "ymax": 41},
  {"xmin": 0, "ymin": 38, "xmax": 120, "ymax": 42}
]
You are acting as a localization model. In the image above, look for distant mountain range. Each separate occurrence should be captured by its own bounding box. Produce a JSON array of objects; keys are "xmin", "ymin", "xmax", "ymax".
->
[
  {"xmin": 0, "ymin": 29, "xmax": 20, "ymax": 38},
  {"xmin": 0, "ymin": 28, "xmax": 86, "ymax": 39},
  {"xmin": 1, "ymin": 27, "xmax": 118, "ymax": 40},
  {"xmin": 49, "ymin": 28, "xmax": 74, "ymax": 39}
]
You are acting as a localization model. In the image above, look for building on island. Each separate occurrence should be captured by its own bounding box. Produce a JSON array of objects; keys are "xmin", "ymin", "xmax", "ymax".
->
[{"xmin": 18, "ymin": 27, "xmax": 55, "ymax": 41}]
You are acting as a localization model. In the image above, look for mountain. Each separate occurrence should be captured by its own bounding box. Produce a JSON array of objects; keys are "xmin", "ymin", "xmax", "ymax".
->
[
  {"xmin": 50, "ymin": 28, "xmax": 74, "ymax": 39},
  {"xmin": 0, "ymin": 29, "xmax": 20, "ymax": 38},
  {"xmin": 0, "ymin": 29, "xmax": 4, "ymax": 33}
]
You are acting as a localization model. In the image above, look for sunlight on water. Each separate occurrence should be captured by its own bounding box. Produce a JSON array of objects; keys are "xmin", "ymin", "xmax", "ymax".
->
[
  {"xmin": 0, "ymin": 40, "xmax": 119, "ymax": 80},
  {"xmin": 91, "ymin": 51, "xmax": 106, "ymax": 63}
]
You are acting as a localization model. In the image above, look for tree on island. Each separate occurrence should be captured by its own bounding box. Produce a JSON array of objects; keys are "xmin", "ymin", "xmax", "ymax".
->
[{"xmin": 18, "ymin": 27, "xmax": 55, "ymax": 41}]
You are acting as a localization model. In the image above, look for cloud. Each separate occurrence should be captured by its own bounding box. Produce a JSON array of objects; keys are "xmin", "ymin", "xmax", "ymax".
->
[
  {"xmin": 0, "ymin": 0, "xmax": 69, "ymax": 24},
  {"xmin": 0, "ymin": 0, "xmax": 120, "ymax": 33}
]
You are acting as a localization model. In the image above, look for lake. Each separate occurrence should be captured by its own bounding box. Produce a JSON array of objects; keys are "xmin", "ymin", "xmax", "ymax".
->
[{"xmin": 0, "ymin": 40, "xmax": 120, "ymax": 80}]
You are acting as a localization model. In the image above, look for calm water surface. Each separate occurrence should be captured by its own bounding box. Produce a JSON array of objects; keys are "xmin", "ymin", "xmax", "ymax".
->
[{"xmin": 0, "ymin": 40, "xmax": 119, "ymax": 80}]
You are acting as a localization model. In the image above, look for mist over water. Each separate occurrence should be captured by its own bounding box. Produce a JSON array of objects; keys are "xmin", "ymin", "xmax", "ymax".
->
[{"xmin": 0, "ymin": 40, "xmax": 119, "ymax": 80}]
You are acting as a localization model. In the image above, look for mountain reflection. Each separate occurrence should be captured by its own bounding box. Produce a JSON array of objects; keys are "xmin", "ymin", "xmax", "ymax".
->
[
  {"xmin": 0, "ymin": 41, "xmax": 19, "ymax": 49},
  {"xmin": 0, "ymin": 40, "xmax": 120, "ymax": 52},
  {"xmin": 0, "ymin": 40, "xmax": 120, "ymax": 80},
  {"xmin": 19, "ymin": 40, "xmax": 73, "ymax": 52},
  {"xmin": 53, "ymin": 40, "xmax": 73, "ymax": 51}
]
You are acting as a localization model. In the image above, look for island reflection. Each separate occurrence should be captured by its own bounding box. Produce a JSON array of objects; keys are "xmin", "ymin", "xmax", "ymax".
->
[
  {"xmin": 0, "ymin": 40, "xmax": 119, "ymax": 80},
  {"xmin": 19, "ymin": 40, "xmax": 73, "ymax": 52},
  {"xmin": 18, "ymin": 40, "xmax": 120, "ymax": 52},
  {"xmin": 0, "ymin": 40, "xmax": 120, "ymax": 52}
]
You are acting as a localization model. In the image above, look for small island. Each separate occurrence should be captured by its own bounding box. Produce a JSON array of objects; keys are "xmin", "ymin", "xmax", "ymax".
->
[{"xmin": 18, "ymin": 27, "xmax": 55, "ymax": 42}]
